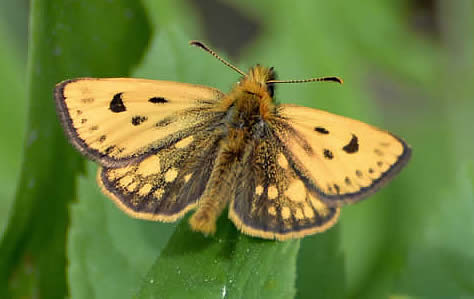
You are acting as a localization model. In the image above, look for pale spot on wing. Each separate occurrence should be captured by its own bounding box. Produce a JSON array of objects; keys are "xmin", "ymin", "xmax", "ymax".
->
[
  {"xmin": 268, "ymin": 206, "xmax": 277, "ymax": 216},
  {"xmin": 255, "ymin": 185, "xmax": 263, "ymax": 196},
  {"xmin": 154, "ymin": 188, "xmax": 164, "ymax": 199},
  {"xmin": 184, "ymin": 173, "xmax": 192, "ymax": 183},
  {"xmin": 107, "ymin": 171, "xmax": 117, "ymax": 181},
  {"xmin": 108, "ymin": 166, "xmax": 132, "ymax": 180},
  {"xmin": 119, "ymin": 176, "xmax": 133, "ymax": 188},
  {"xmin": 285, "ymin": 180, "xmax": 306, "ymax": 202},
  {"xmin": 137, "ymin": 155, "xmax": 160, "ymax": 176},
  {"xmin": 308, "ymin": 193, "xmax": 329, "ymax": 217},
  {"xmin": 268, "ymin": 185, "xmax": 278, "ymax": 200},
  {"xmin": 303, "ymin": 204, "xmax": 315, "ymax": 218},
  {"xmin": 281, "ymin": 206, "xmax": 291, "ymax": 219},
  {"xmin": 175, "ymin": 136, "xmax": 194, "ymax": 149},
  {"xmin": 165, "ymin": 168, "xmax": 178, "ymax": 182},
  {"xmin": 138, "ymin": 183, "xmax": 152, "ymax": 196},
  {"xmin": 126, "ymin": 181, "xmax": 138, "ymax": 192},
  {"xmin": 294, "ymin": 208, "xmax": 305, "ymax": 220},
  {"xmin": 277, "ymin": 153, "xmax": 288, "ymax": 169}
]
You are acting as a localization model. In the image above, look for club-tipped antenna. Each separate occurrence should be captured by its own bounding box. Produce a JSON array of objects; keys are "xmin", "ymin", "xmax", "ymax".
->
[
  {"xmin": 190, "ymin": 40, "xmax": 247, "ymax": 77},
  {"xmin": 267, "ymin": 76, "xmax": 343, "ymax": 84}
]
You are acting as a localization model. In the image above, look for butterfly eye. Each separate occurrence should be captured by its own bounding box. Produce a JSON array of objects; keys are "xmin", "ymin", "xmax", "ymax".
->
[
  {"xmin": 266, "ymin": 83, "xmax": 275, "ymax": 98},
  {"xmin": 266, "ymin": 67, "xmax": 277, "ymax": 97}
]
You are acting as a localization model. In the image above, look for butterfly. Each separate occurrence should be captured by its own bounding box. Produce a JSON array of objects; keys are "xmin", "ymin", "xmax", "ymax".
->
[{"xmin": 54, "ymin": 41, "xmax": 411, "ymax": 241}]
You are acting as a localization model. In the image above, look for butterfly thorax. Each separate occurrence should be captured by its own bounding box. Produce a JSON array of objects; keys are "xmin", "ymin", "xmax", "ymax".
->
[{"xmin": 219, "ymin": 65, "xmax": 277, "ymax": 136}]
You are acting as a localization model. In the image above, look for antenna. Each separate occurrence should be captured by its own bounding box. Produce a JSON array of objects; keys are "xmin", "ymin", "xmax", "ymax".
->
[
  {"xmin": 267, "ymin": 76, "xmax": 343, "ymax": 84},
  {"xmin": 189, "ymin": 40, "xmax": 247, "ymax": 77},
  {"xmin": 190, "ymin": 40, "xmax": 343, "ymax": 85}
]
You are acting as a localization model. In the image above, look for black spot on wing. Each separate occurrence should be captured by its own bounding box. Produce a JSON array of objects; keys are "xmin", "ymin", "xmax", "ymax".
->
[
  {"xmin": 314, "ymin": 127, "xmax": 329, "ymax": 134},
  {"xmin": 149, "ymin": 97, "xmax": 168, "ymax": 104},
  {"xmin": 131, "ymin": 115, "xmax": 148, "ymax": 126},
  {"xmin": 374, "ymin": 149, "xmax": 384, "ymax": 156},
  {"xmin": 342, "ymin": 134, "xmax": 359, "ymax": 153},
  {"xmin": 110, "ymin": 93, "xmax": 126, "ymax": 113},
  {"xmin": 105, "ymin": 146, "xmax": 114, "ymax": 155},
  {"xmin": 323, "ymin": 149, "xmax": 334, "ymax": 160}
]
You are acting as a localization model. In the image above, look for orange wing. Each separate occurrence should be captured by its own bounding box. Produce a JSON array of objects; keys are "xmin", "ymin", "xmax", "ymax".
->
[
  {"xmin": 274, "ymin": 104, "xmax": 411, "ymax": 206},
  {"xmin": 54, "ymin": 78, "xmax": 224, "ymax": 167}
]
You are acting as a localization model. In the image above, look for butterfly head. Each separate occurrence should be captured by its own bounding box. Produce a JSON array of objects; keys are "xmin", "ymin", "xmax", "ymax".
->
[
  {"xmin": 239, "ymin": 64, "xmax": 276, "ymax": 98},
  {"xmin": 246, "ymin": 64, "xmax": 276, "ymax": 97}
]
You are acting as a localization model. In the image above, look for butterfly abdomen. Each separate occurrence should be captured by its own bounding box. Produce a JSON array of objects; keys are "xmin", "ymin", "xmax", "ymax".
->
[{"xmin": 189, "ymin": 128, "xmax": 252, "ymax": 234}]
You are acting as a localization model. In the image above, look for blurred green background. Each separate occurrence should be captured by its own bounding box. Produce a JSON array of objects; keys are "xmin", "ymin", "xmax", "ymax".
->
[{"xmin": 0, "ymin": 0, "xmax": 473, "ymax": 298}]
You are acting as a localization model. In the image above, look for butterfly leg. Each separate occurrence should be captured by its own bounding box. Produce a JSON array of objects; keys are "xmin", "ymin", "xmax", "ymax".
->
[{"xmin": 189, "ymin": 129, "xmax": 251, "ymax": 235}]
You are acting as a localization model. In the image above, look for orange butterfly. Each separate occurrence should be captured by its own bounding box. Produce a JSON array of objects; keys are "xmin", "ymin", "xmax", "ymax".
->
[{"xmin": 54, "ymin": 41, "xmax": 411, "ymax": 240}]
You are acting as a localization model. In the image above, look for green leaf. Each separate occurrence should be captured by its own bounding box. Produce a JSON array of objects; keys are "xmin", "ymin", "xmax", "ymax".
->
[
  {"xmin": 392, "ymin": 161, "xmax": 474, "ymax": 297},
  {"xmin": 0, "ymin": 0, "xmax": 150, "ymax": 298},
  {"xmin": 296, "ymin": 226, "xmax": 345, "ymax": 299},
  {"xmin": 138, "ymin": 218, "xmax": 299, "ymax": 299},
  {"xmin": 0, "ymin": 21, "xmax": 26, "ymax": 237}
]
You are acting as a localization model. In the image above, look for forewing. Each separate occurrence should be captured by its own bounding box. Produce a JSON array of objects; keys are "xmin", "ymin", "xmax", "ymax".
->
[
  {"xmin": 98, "ymin": 129, "xmax": 223, "ymax": 221},
  {"xmin": 54, "ymin": 78, "xmax": 225, "ymax": 167},
  {"xmin": 275, "ymin": 104, "xmax": 411, "ymax": 205},
  {"xmin": 229, "ymin": 135, "xmax": 340, "ymax": 241}
]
